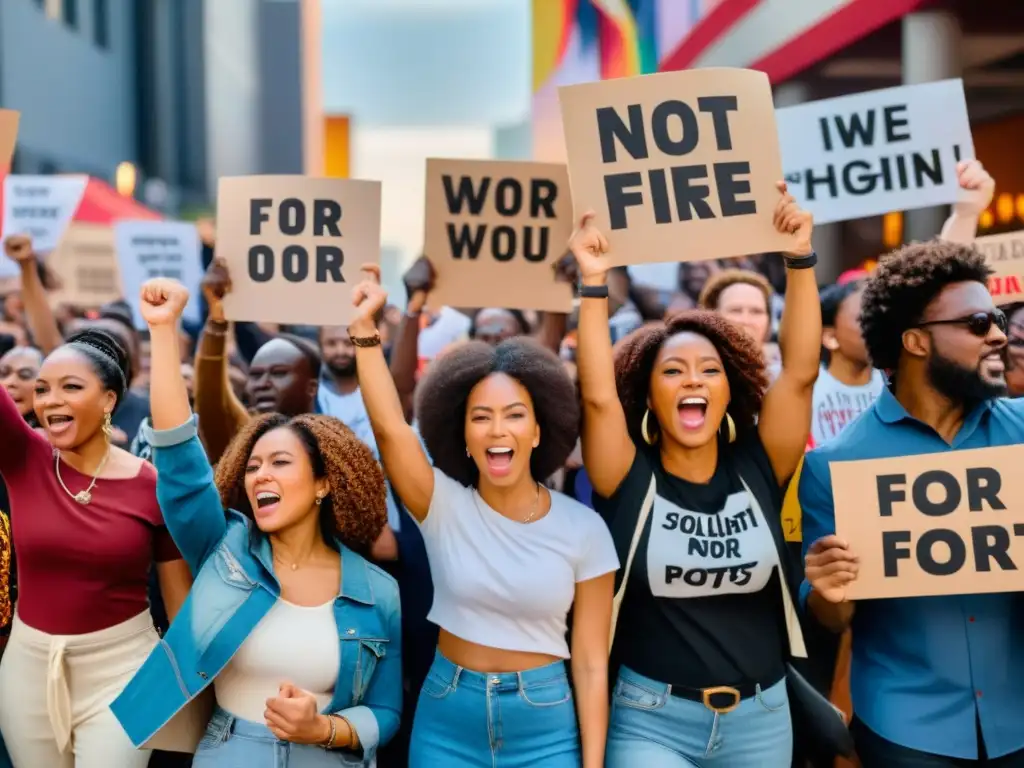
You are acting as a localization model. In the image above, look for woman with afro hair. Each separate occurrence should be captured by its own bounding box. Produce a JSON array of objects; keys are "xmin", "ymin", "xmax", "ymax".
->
[
  {"xmin": 110, "ymin": 279, "xmax": 402, "ymax": 767},
  {"xmin": 349, "ymin": 265, "xmax": 618, "ymax": 768},
  {"xmin": 573, "ymin": 182, "xmax": 823, "ymax": 767}
]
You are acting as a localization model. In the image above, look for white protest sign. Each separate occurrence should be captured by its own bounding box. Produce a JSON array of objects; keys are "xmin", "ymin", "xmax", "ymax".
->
[
  {"xmin": 0, "ymin": 174, "xmax": 88, "ymax": 279},
  {"xmin": 776, "ymin": 80, "xmax": 973, "ymax": 225},
  {"xmin": 114, "ymin": 220, "xmax": 202, "ymax": 330}
]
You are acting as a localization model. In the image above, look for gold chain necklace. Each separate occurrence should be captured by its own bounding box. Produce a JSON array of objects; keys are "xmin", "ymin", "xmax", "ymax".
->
[
  {"xmin": 55, "ymin": 449, "xmax": 110, "ymax": 505},
  {"xmin": 475, "ymin": 482, "xmax": 542, "ymax": 524}
]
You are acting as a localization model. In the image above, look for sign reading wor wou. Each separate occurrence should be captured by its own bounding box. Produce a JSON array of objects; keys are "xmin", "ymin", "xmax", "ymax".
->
[{"xmin": 423, "ymin": 159, "xmax": 574, "ymax": 313}]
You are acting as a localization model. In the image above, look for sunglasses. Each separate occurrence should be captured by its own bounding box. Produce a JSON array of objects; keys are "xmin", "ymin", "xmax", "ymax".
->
[{"xmin": 917, "ymin": 309, "xmax": 1008, "ymax": 337}]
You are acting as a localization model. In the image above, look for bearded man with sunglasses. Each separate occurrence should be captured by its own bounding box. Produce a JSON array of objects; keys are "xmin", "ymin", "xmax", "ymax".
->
[{"xmin": 799, "ymin": 240, "xmax": 1024, "ymax": 768}]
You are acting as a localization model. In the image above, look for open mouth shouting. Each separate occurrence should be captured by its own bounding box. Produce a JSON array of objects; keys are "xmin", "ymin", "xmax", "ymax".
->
[
  {"xmin": 45, "ymin": 413, "xmax": 75, "ymax": 437},
  {"xmin": 254, "ymin": 490, "xmax": 282, "ymax": 516},
  {"xmin": 484, "ymin": 446, "xmax": 514, "ymax": 478},
  {"xmin": 677, "ymin": 396, "xmax": 708, "ymax": 431}
]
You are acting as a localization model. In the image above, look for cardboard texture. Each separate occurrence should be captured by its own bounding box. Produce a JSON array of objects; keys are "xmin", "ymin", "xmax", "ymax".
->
[
  {"xmin": 975, "ymin": 231, "xmax": 1024, "ymax": 306},
  {"xmin": 831, "ymin": 445, "xmax": 1024, "ymax": 600},
  {"xmin": 423, "ymin": 159, "xmax": 574, "ymax": 312},
  {"xmin": 0, "ymin": 110, "xmax": 19, "ymax": 169},
  {"xmin": 46, "ymin": 223, "xmax": 122, "ymax": 308},
  {"xmin": 558, "ymin": 67, "xmax": 795, "ymax": 266},
  {"xmin": 217, "ymin": 176, "xmax": 381, "ymax": 327}
]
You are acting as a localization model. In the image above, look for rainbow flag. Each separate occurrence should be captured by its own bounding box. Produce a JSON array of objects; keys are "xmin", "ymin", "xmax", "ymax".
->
[{"xmin": 591, "ymin": 0, "xmax": 658, "ymax": 79}]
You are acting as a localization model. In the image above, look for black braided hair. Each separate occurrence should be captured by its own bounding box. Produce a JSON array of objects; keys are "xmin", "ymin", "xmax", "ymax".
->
[{"xmin": 63, "ymin": 328, "xmax": 131, "ymax": 410}]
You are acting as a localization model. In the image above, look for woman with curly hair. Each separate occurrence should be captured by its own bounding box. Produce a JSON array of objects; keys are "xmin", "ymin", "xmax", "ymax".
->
[
  {"xmin": 573, "ymin": 183, "xmax": 822, "ymax": 767},
  {"xmin": 111, "ymin": 279, "xmax": 401, "ymax": 767},
  {"xmin": 349, "ymin": 265, "xmax": 618, "ymax": 767}
]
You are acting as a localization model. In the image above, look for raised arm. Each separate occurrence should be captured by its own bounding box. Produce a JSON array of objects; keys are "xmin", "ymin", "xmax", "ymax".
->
[
  {"xmin": 139, "ymin": 278, "xmax": 228, "ymax": 572},
  {"xmin": 389, "ymin": 257, "xmax": 434, "ymax": 422},
  {"xmin": 572, "ymin": 213, "xmax": 635, "ymax": 498},
  {"xmin": 192, "ymin": 259, "xmax": 249, "ymax": 463},
  {"xmin": 4, "ymin": 236, "xmax": 62, "ymax": 354},
  {"xmin": 939, "ymin": 160, "xmax": 994, "ymax": 245},
  {"xmin": 350, "ymin": 266, "xmax": 435, "ymax": 521},
  {"xmin": 758, "ymin": 184, "xmax": 820, "ymax": 485}
]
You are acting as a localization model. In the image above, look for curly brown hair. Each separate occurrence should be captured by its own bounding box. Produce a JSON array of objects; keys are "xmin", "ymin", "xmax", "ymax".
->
[
  {"xmin": 214, "ymin": 413, "xmax": 387, "ymax": 553},
  {"xmin": 861, "ymin": 240, "xmax": 992, "ymax": 371},
  {"xmin": 614, "ymin": 310, "xmax": 769, "ymax": 445},
  {"xmin": 697, "ymin": 269, "xmax": 773, "ymax": 312},
  {"xmin": 415, "ymin": 338, "xmax": 579, "ymax": 486}
]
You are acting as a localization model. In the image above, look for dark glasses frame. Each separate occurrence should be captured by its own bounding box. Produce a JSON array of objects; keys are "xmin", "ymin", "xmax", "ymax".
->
[{"xmin": 917, "ymin": 309, "xmax": 1008, "ymax": 337}]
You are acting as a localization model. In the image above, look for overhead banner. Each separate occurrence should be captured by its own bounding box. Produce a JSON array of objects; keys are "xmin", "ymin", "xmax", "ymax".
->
[
  {"xmin": 831, "ymin": 445, "xmax": 1024, "ymax": 600},
  {"xmin": 776, "ymin": 79, "xmax": 973, "ymax": 225},
  {"xmin": 423, "ymin": 159, "xmax": 574, "ymax": 312},
  {"xmin": 0, "ymin": 174, "xmax": 87, "ymax": 279},
  {"xmin": 975, "ymin": 231, "xmax": 1024, "ymax": 306},
  {"xmin": 216, "ymin": 175, "xmax": 382, "ymax": 326},
  {"xmin": 46, "ymin": 223, "xmax": 122, "ymax": 308},
  {"xmin": 558, "ymin": 67, "xmax": 795, "ymax": 266},
  {"xmin": 115, "ymin": 220, "xmax": 202, "ymax": 330}
]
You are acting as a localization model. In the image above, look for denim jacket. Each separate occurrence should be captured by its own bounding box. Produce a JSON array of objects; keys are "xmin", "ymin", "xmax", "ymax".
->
[{"xmin": 110, "ymin": 416, "xmax": 402, "ymax": 764}]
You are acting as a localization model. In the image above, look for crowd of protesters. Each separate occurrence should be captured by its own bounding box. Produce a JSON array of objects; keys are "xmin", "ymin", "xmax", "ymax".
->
[{"xmin": 0, "ymin": 158, "xmax": 1020, "ymax": 768}]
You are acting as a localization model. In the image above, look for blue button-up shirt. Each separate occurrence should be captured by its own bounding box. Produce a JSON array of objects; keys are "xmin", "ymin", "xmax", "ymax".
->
[{"xmin": 800, "ymin": 387, "xmax": 1024, "ymax": 760}]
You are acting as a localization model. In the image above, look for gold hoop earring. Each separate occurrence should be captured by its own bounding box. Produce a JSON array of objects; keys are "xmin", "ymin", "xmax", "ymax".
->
[
  {"xmin": 641, "ymin": 409, "xmax": 657, "ymax": 445},
  {"xmin": 722, "ymin": 412, "xmax": 736, "ymax": 444},
  {"xmin": 102, "ymin": 412, "xmax": 113, "ymax": 439}
]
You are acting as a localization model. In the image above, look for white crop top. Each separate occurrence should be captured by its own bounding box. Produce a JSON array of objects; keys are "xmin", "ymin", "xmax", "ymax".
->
[
  {"xmin": 419, "ymin": 469, "xmax": 620, "ymax": 658},
  {"xmin": 215, "ymin": 599, "xmax": 339, "ymax": 722}
]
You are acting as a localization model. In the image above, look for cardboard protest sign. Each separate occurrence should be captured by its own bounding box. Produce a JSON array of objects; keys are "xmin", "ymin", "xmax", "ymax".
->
[
  {"xmin": 777, "ymin": 80, "xmax": 973, "ymax": 225},
  {"xmin": 0, "ymin": 174, "xmax": 88, "ymax": 279},
  {"xmin": 115, "ymin": 221, "xmax": 202, "ymax": 330},
  {"xmin": 216, "ymin": 176, "xmax": 381, "ymax": 326},
  {"xmin": 46, "ymin": 223, "xmax": 122, "ymax": 308},
  {"xmin": 423, "ymin": 159, "xmax": 574, "ymax": 312},
  {"xmin": 558, "ymin": 68, "xmax": 794, "ymax": 266},
  {"xmin": 975, "ymin": 231, "xmax": 1024, "ymax": 306},
  {"xmin": 0, "ymin": 110, "xmax": 19, "ymax": 169},
  {"xmin": 831, "ymin": 445, "xmax": 1024, "ymax": 600}
]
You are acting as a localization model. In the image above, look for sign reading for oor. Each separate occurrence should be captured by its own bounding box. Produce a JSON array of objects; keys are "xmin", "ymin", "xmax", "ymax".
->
[
  {"xmin": 558, "ymin": 67, "xmax": 794, "ymax": 266},
  {"xmin": 423, "ymin": 159, "xmax": 574, "ymax": 312},
  {"xmin": 975, "ymin": 231, "xmax": 1024, "ymax": 306},
  {"xmin": 216, "ymin": 176, "xmax": 381, "ymax": 327},
  {"xmin": 115, "ymin": 221, "xmax": 202, "ymax": 331},
  {"xmin": 832, "ymin": 446, "xmax": 1024, "ymax": 600},
  {"xmin": 776, "ymin": 79, "xmax": 973, "ymax": 225}
]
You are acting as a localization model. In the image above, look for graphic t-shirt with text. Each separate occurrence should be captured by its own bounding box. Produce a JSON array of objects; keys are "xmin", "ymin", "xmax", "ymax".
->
[
  {"xmin": 594, "ymin": 439, "xmax": 786, "ymax": 689},
  {"xmin": 810, "ymin": 367, "xmax": 885, "ymax": 448}
]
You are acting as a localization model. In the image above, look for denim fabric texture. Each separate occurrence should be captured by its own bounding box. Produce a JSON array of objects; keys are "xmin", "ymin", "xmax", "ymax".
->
[
  {"xmin": 409, "ymin": 651, "xmax": 580, "ymax": 767},
  {"xmin": 605, "ymin": 666, "xmax": 791, "ymax": 767},
  {"xmin": 193, "ymin": 706, "xmax": 365, "ymax": 767},
  {"xmin": 111, "ymin": 418, "xmax": 402, "ymax": 764}
]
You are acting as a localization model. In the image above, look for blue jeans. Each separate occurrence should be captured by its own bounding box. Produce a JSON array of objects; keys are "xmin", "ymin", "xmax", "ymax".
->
[
  {"xmin": 605, "ymin": 666, "xmax": 792, "ymax": 767},
  {"xmin": 192, "ymin": 707, "xmax": 364, "ymax": 767},
  {"xmin": 409, "ymin": 651, "xmax": 580, "ymax": 767}
]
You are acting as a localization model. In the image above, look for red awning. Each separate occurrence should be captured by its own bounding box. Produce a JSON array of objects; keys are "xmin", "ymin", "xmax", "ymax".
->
[{"xmin": 0, "ymin": 174, "xmax": 161, "ymax": 226}]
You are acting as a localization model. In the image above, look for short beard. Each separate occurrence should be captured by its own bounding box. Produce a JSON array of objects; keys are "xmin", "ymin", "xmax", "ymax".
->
[
  {"xmin": 927, "ymin": 351, "xmax": 1006, "ymax": 404},
  {"xmin": 326, "ymin": 360, "xmax": 356, "ymax": 379}
]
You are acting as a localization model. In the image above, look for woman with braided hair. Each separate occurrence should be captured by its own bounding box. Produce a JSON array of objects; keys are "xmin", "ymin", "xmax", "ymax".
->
[
  {"xmin": 574, "ymin": 182, "xmax": 823, "ymax": 766},
  {"xmin": 0, "ymin": 326, "xmax": 192, "ymax": 767},
  {"xmin": 112, "ymin": 278, "xmax": 401, "ymax": 767}
]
